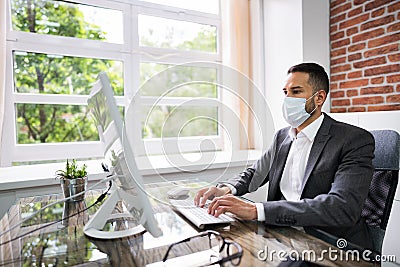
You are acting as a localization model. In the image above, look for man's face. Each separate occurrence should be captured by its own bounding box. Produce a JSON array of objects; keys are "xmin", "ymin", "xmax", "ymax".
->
[{"xmin": 283, "ymin": 72, "xmax": 316, "ymax": 113}]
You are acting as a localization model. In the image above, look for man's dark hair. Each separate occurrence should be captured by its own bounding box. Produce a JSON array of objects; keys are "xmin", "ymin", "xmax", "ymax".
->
[{"xmin": 287, "ymin": 63, "xmax": 329, "ymax": 94}]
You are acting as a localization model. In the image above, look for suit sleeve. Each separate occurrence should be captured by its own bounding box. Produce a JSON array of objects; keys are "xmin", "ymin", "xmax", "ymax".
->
[{"xmin": 262, "ymin": 128, "xmax": 375, "ymax": 227}]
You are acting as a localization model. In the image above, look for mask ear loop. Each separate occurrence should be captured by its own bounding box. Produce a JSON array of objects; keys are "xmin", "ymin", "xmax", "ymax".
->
[
  {"xmin": 306, "ymin": 91, "xmax": 319, "ymax": 115},
  {"xmin": 306, "ymin": 91, "xmax": 319, "ymax": 102}
]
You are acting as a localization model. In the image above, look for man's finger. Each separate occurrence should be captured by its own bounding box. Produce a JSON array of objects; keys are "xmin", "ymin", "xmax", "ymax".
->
[
  {"xmin": 208, "ymin": 196, "xmax": 232, "ymax": 215},
  {"xmin": 194, "ymin": 188, "xmax": 208, "ymax": 206},
  {"xmin": 213, "ymin": 205, "xmax": 231, "ymax": 217},
  {"xmin": 199, "ymin": 188, "xmax": 216, "ymax": 207}
]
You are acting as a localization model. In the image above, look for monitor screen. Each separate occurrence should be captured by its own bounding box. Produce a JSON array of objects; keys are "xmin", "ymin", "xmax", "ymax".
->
[{"xmin": 84, "ymin": 72, "xmax": 162, "ymax": 239}]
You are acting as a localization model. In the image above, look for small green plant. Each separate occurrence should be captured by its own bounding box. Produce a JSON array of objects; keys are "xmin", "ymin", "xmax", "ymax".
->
[{"xmin": 56, "ymin": 159, "xmax": 87, "ymax": 180}]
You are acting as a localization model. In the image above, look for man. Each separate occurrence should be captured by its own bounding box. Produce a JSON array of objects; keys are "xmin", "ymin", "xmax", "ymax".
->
[{"xmin": 194, "ymin": 62, "xmax": 375, "ymax": 249}]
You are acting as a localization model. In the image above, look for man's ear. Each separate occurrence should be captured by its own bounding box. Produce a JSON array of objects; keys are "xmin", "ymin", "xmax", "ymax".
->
[{"xmin": 316, "ymin": 90, "xmax": 327, "ymax": 106}]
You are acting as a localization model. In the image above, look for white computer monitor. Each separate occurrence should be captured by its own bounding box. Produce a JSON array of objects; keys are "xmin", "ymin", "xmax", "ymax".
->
[{"xmin": 83, "ymin": 72, "xmax": 162, "ymax": 239}]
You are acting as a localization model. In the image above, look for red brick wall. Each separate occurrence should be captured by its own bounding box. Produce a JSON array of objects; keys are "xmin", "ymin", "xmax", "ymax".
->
[{"xmin": 330, "ymin": 0, "xmax": 400, "ymax": 112}]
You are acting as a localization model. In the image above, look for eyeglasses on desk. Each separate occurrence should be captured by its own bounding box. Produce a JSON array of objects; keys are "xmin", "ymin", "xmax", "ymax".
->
[{"xmin": 162, "ymin": 230, "xmax": 243, "ymax": 266}]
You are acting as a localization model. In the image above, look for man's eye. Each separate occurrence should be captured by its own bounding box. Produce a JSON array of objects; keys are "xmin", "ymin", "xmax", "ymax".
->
[{"xmin": 283, "ymin": 91, "xmax": 287, "ymax": 95}]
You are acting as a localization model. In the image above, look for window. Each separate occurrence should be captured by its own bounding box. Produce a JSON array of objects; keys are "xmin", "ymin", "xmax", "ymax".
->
[{"xmin": 2, "ymin": 0, "xmax": 223, "ymax": 166}]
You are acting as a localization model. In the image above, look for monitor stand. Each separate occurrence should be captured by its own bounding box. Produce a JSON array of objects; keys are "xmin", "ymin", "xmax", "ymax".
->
[{"xmin": 84, "ymin": 187, "xmax": 146, "ymax": 239}]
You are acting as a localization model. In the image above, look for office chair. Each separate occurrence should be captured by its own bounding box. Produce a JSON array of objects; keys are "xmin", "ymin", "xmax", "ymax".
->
[{"xmin": 361, "ymin": 129, "xmax": 400, "ymax": 253}]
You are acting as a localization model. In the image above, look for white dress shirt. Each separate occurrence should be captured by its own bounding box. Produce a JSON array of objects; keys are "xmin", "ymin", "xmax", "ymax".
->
[{"xmin": 255, "ymin": 114, "xmax": 325, "ymax": 221}]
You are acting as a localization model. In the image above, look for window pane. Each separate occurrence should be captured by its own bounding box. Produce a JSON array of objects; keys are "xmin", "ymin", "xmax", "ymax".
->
[
  {"xmin": 20, "ymin": 201, "xmax": 64, "ymax": 226},
  {"xmin": 16, "ymin": 104, "xmax": 99, "ymax": 144},
  {"xmin": 143, "ymin": 0, "xmax": 219, "ymax": 14},
  {"xmin": 142, "ymin": 106, "xmax": 218, "ymax": 138},
  {"xmin": 11, "ymin": 0, "xmax": 123, "ymax": 43},
  {"xmin": 140, "ymin": 63, "xmax": 217, "ymax": 97},
  {"xmin": 139, "ymin": 15, "xmax": 217, "ymax": 52},
  {"xmin": 13, "ymin": 51, "xmax": 123, "ymax": 96}
]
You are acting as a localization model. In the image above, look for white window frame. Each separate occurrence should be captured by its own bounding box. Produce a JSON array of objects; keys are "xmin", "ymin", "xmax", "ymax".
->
[{"xmin": 1, "ymin": 0, "xmax": 223, "ymax": 166}]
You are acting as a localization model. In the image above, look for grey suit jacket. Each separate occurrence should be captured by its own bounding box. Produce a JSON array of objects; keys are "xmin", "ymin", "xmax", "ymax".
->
[{"xmin": 226, "ymin": 114, "xmax": 375, "ymax": 249}]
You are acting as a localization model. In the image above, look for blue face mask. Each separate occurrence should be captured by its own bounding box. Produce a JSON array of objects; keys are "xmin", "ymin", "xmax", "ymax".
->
[{"xmin": 282, "ymin": 91, "xmax": 318, "ymax": 128}]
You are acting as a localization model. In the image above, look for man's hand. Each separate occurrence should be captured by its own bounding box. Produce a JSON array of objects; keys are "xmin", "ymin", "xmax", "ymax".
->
[
  {"xmin": 207, "ymin": 194, "xmax": 258, "ymax": 220},
  {"xmin": 194, "ymin": 186, "xmax": 231, "ymax": 208}
]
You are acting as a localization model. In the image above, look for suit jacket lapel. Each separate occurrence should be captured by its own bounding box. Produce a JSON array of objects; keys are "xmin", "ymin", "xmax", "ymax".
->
[
  {"xmin": 268, "ymin": 134, "xmax": 292, "ymax": 200},
  {"xmin": 300, "ymin": 115, "xmax": 332, "ymax": 193}
]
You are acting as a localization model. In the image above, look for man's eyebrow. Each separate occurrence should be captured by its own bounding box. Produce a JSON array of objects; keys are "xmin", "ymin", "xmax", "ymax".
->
[{"xmin": 283, "ymin": 86, "xmax": 303, "ymax": 91}]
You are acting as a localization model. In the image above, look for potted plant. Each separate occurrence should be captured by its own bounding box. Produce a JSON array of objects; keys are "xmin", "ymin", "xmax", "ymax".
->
[{"xmin": 56, "ymin": 159, "xmax": 88, "ymax": 201}]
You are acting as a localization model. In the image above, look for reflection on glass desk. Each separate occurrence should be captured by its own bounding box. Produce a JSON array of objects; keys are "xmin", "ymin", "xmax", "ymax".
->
[{"xmin": 0, "ymin": 181, "xmax": 375, "ymax": 267}]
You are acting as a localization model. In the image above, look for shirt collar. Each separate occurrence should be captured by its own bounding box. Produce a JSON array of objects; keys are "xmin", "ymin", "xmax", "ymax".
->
[{"xmin": 288, "ymin": 113, "xmax": 325, "ymax": 141}]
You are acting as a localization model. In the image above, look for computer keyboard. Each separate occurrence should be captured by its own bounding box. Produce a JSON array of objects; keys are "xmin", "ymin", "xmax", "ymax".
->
[{"xmin": 170, "ymin": 198, "xmax": 235, "ymax": 229}]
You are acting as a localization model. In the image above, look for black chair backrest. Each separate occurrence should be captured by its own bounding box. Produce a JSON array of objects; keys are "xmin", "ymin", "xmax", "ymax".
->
[{"xmin": 361, "ymin": 130, "xmax": 400, "ymax": 230}]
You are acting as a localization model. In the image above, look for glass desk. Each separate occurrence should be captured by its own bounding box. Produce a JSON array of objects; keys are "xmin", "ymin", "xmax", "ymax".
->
[{"xmin": 0, "ymin": 181, "xmax": 375, "ymax": 266}]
